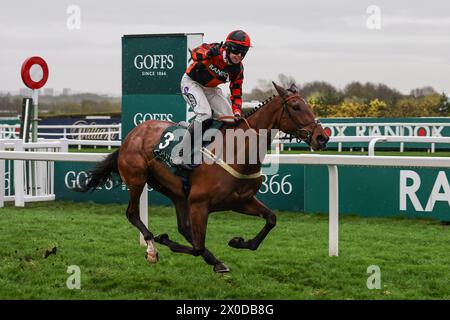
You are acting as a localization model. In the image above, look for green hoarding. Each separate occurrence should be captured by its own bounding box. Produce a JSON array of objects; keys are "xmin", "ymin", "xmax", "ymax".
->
[
  {"xmin": 54, "ymin": 162, "xmax": 172, "ymax": 205},
  {"xmin": 260, "ymin": 165, "xmax": 305, "ymax": 211},
  {"xmin": 53, "ymin": 162, "xmax": 305, "ymax": 210},
  {"xmin": 0, "ymin": 119, "xmax": 20, "ymax": 139},
  {"xmin": 121, "ymin": 33, "xmax": 203, "ymax": 138},
  {"xmin": 122, "ymin": 35, "xmax": 186, "ymax": 95},
  {"xmin": 304, "ymin": 166, "xmax": 450, "ymax": 221}
]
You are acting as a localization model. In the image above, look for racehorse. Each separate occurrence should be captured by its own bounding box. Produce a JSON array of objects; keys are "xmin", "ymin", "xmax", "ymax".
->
[{"xmin": 77, "ymin": 82, "xmax": 329, "ymax": 273}]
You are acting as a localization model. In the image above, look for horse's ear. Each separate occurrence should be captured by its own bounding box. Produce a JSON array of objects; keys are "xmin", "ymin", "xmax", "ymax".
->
[
  {"xmin": 272, "ymin": 81, "xmax": 288, "ymax": 98},
  {"xmin": 289, "ymin": 83, "xmax": 299, "ymax": 94}
]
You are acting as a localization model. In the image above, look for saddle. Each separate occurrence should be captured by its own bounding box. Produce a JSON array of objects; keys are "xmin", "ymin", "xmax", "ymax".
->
[{"xmin": 153, "ymin": 119, "xmax": 225, "ymax": 177}]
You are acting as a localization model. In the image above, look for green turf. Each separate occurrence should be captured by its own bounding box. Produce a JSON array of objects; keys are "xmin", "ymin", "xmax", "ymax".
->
[{"xmin": 0, "ymin": 202, "xmax": 449, "ymax": 300}]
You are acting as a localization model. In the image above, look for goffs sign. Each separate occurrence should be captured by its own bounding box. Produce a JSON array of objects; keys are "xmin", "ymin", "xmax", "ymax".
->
[{"xmin": 21, "ymin": 56, "xmax": 49, "ymax": 89}]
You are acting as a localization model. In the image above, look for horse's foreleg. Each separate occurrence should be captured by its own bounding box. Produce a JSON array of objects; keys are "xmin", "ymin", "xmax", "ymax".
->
[
  {"xmin": 188, "ymin": 202, "xmax": 210, "ymax": 257},
  {"xmin": 174, "ymin": 200, "xmax": 229, "ymax": 273},
  {"xmin": 152, "ymin": 202, "xmax": 206, "ymax": 257},
  {"xmin": 154, "ymin": 201, "xmax": 224, "ymax": 271},
  {"xmin": 126, "ymin": 184, "xmax": 158, "ymax": 263},
  {"xmin": 229, "ymin": 196, "xmax": 276, "ymax": 251}
]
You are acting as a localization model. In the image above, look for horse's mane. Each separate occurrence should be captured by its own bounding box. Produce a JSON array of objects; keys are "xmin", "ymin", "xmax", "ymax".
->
[
  {"xmin": 244, "ymin": 95, "xmax": 276, "ymax": 119},
  {"xmin": 244, "ymin": 86, "xmax": 303, "ymax": 119}
]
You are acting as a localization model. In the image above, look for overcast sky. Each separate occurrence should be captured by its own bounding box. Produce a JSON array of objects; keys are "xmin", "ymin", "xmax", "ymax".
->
[{"xmin": 1, "ymin": 0, "xmax": 449, "ymax": 96}]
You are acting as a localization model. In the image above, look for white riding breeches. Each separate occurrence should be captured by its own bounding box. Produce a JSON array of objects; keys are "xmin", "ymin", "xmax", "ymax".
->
[{"xmin": 181, "ymin": 73, "xmax": 233, "ymax": 123}]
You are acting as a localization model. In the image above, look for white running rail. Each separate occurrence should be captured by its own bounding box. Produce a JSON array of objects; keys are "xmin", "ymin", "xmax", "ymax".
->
[
  {"xmin": 273, "ymin": 135, "xmax": 450, "ymax": 153},
  {"xmin": 0, "ymin": 139, "xmax": 68, "ymax": 207}
]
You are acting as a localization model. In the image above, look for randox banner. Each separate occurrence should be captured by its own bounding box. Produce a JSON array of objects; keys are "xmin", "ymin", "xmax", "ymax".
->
[
  {"xmin": 320, "ymin": 117, "xmax": 450, "ymax": 137},
  {"xmin": 53, "ymin": 162, "xmax": 305, "ymax": 211},
  {"xmin": 304, "ymin": 166, "xmax": 450, "ymax": 221},
  {"xmin": 283, "ymin": 117, "xmax": 450, "ymax": 151}
]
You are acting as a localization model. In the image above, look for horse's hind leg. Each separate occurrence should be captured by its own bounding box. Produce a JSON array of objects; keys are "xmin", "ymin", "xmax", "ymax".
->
[
  {"xmin": 126, "ymin": 184, "xmax": 159, "ymax": 263},
  {"xmin": 228, "ymin": 196, "xmax": 276, "ymax": 251},
  {"xmin": 156, "ymin": 200, "xmax": 229, "ymax": 273}
]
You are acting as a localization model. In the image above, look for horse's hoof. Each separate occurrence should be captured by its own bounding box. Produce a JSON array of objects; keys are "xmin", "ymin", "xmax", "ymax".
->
[
  {"xmin": 214, "ymin": 262, "xmax": 230, "ymax": 273},
  {"xmin": 154, "ymin": 234, "xmax": 169, "ymax": 243},
  {"xmin": 228, "ymin": 237, "xmax": 245, "ymax": 248},
  {"xmin": 145, "ymin": 251, "xmax": 159, "ymax": 264}
]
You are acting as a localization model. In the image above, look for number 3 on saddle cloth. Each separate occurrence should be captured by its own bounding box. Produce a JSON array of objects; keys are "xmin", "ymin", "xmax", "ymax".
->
[{"xmin": 153, "ymin": 120, "xmax": 225, "ymax": 177}]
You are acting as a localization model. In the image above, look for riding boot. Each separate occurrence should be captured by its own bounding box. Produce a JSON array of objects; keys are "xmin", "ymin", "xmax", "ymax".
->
[
  {"xmin": 173, "ymin": 119, "xmax": 213, "ymax": 170},
  {"xmin": 172, "ymin": 120, "xmax": 197, "ymax": 169}
]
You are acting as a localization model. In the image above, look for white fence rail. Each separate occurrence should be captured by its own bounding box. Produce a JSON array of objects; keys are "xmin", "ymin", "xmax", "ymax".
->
[
  {"xmin": 274, "ymin": 135, "xmax": 450, "ymax": 153},
  {"xmin": 0, "ymin": 124, "xmax": 121, "ymax": 149},
  {"xmin": 0, "ymin": 139, "xmax": 68, "ymax": 207},
  {"xmin": 2, "ymin": 150, "xmax": 450, "ymax": 256}
]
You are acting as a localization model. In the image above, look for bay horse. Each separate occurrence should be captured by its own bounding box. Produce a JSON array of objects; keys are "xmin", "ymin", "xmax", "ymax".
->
[{"xmin": 77, "ymin": 82, "xmax": 329, "ymax": 273}]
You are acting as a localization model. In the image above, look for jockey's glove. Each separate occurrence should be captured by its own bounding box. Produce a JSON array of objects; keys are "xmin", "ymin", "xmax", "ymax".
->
[
  {"xmin": 233, "ymin": 108, "xmax": 242, "ymax": 119},
  {"xmin": 207, "ymin": 42, "xmax": 222, "ymax": 57}
]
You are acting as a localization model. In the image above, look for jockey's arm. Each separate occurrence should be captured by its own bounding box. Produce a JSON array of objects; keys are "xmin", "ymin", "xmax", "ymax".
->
[
  {"xmin": 190, "ymin": 43, "xmax": 218, "ymax": 61},
  {"xmin": 229, "ymin": 69, "xmax": 244, "ymax": 116}
]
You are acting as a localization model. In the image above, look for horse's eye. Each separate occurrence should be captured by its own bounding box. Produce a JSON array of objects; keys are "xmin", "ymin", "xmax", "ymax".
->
[{"xmin": 293, "ymin": 105, "xmax": 300, "ymax": 111}]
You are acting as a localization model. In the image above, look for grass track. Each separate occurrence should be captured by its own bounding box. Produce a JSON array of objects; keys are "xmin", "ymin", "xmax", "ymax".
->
[{"xmin": 0, "ymin": 202, "xmax": 449, "ymax": 300}]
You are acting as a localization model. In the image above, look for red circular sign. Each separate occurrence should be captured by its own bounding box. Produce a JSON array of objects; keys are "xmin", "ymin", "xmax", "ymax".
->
[
  {"xmin": 21, "ymin": 56, "xmax": 49, "ymax": 89},
  {"xmin": 324, "ymin": 127, "xmax": 332, "ymax": 136},
  {"xmin": 418, "ymin": 128, "xmax": 426, "ymax": 136}
]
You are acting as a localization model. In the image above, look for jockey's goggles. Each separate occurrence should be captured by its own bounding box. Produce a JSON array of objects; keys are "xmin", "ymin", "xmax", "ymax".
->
[{"xmin": 228, "ymin": 44, "xmax": 248, "ymax": 57}]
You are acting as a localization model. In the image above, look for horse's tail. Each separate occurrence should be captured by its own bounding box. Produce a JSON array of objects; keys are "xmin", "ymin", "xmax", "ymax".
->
[{"xmin": 75, "ymin": 149, "xmax": 120, "ymax": 193}]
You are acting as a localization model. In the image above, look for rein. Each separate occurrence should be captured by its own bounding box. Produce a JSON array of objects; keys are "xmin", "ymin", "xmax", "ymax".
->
[
  {"xmin": 218, "ymin": 115, "xmax": 261, "ymax": 137},
  {"xmin": 206, "ymin": 115, "xmax": 262, "ymax": 180}
]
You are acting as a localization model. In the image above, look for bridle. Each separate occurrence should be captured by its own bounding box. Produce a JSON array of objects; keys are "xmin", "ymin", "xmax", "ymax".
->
[
  {"xmin": 280, "ymin": 94, "xmax": 321, "ymax": 145},
  {"xmin": 219, "ymin": 93, "xmax": 321, "ymax": 142}
]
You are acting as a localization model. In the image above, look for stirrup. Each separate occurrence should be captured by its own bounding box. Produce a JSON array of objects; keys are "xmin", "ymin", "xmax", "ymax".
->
[
  {"xmin": 172, "ymin": 155, "xmax": 198, "ymax": 170},
  {"xmin": 179, "ymin": 163, "xmax": 197, "ymax": 170}
]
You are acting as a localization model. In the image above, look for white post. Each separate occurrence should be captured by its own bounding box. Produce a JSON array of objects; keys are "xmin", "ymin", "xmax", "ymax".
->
[
  {"xmin": 0, "ymin": 141, "xmax": 4, "ymax": 207},
  {"xmin": 32, "ymin": 90, "xmax": 38, "ymax": 143},
  {"xmin": 107, "ymin": 128, "xmax": 111, "ymax": 151},
  {"xmin": 275, "ymin": 143, "xmax": 280, "ymax": 154},
  {"xmin": 139, "ymin": 184, "xmax": 148, "ymax": 246},
  {"xmin": 368, "ymin": 137, "xmax": 386, "ymax": 156},
  {"xmin": 400, "ymin": 142, "xmax": 404, "ymax": 153},
  {"xmin": 78, "ymin": 130, "xmax": 81, "ymax": 151},
  {"xmin": 431, "ymin": 143, "xmax": 435, "ymax": 153},
  {"xmin": 14, "ymin": 140, "xmax": 25, "ymax": 207},
  {"xmin": 328, "ymin": 165, "xmax": 339, "ymax": 256}
]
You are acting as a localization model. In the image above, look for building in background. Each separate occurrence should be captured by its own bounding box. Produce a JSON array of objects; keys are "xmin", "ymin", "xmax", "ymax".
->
[
  {"xmin": 44, "ymin": 88, "xmax": 54, "ymax": 96},
  {"xmin": 19, "ymin": 88, "xmax": 32, "ymax": 96}
]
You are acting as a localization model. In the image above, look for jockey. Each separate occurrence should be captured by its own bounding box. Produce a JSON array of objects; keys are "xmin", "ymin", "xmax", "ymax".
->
[{"xmin": 173, "ymin": 30, "xmax": 251, "ymax": 169}]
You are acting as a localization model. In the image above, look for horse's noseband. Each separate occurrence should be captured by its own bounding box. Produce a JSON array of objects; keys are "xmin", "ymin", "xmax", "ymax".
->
[{"xmin": 281, "ymin": 94, "xmax": 321, "ymax": 145}]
